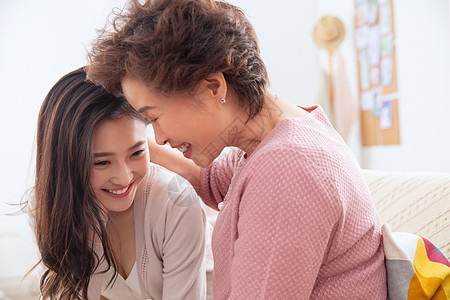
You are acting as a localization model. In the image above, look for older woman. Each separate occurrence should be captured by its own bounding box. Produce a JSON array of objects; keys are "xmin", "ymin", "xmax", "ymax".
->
[{"xmin": 87, "ymin": 0, "xmax": 387, "ymax": 298}]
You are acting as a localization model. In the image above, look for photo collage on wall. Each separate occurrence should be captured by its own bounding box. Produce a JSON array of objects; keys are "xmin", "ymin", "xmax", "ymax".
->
[{"xmin": 355, "ymin": 0, "xmax": 400, "ymax": 146}]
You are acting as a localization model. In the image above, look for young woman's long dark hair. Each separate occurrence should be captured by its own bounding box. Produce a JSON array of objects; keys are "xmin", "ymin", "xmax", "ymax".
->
[{"xmin": 33, "ymin": 67, "xmax": 147, "ymax": 299}]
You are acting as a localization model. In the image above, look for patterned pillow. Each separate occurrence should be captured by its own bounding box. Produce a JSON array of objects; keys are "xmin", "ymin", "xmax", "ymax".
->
[{"xmin": 382, "ymin": 223, "xmax": 450, "ymax": 299}]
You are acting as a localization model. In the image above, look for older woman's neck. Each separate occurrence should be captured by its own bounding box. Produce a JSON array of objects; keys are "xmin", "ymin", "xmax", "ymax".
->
[{"xmin": 232, "ymin": 93, "xmax": 281, "ymax": 156}]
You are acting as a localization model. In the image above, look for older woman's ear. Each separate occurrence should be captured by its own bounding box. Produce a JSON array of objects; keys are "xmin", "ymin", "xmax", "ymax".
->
[{"xmin": 201, "ymin": 72, "xmax": 228, "ymax": 99}]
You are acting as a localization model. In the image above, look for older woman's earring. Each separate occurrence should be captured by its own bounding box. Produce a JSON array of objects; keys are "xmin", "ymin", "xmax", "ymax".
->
[{"xmin": 219, "ymin": 97, "xmax": 226, "ymax": 104}]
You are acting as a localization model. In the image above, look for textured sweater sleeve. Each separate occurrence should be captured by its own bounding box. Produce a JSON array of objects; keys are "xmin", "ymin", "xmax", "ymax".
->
[
  {"xmin": 200, "ymin": 148, "xmax": 244, "ymax": 210},
  {"xmin": 229, "ymin": 147, "xmax": 342, "ymax": 299},
  {"xmin": 161, "ymin": 182, "xmax": 207, "ymax": 300}
]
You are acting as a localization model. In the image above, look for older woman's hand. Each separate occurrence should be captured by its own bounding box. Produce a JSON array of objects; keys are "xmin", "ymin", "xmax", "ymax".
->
[{"xmin": 147, "ymin": 136, "xmax": 201, "ymax": 192}]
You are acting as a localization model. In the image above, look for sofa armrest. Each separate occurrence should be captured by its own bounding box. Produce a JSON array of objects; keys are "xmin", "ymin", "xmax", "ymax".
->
[{"xmin": 362, "ymin": 169, "xmax": 450, "ymax": 259}]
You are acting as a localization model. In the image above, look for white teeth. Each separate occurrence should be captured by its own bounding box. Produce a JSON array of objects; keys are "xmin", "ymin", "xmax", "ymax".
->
[
  {"xmin": 107, "ymin": 186, "xmax": 128, "ymax": 195},
  {"xmin": 177, "ymin": 143, "xmax": 191, "ymax": 153}
]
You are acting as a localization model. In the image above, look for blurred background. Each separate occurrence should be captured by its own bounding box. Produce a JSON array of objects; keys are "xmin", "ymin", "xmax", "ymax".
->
[{"xmin": 0, "ymin": 0, "xmax": 449, "ymax": 298}]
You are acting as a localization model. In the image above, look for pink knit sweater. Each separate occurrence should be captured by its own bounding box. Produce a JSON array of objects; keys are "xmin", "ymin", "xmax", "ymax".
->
[{"xmin": 200, "ymin": 105, "xmax": 387, "ymax": 299}]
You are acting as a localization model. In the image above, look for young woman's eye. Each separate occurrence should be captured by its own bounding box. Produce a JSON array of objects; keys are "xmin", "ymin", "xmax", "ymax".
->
[
  {"xmin": 94, "ymin": 160, "xmax": 110, "ymax": 166},
  {"xmin": 131, "ymin": 150, "xmax": 145, "ymax": 157}
]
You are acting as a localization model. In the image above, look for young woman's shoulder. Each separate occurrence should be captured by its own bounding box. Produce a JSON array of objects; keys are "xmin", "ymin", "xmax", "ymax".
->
[
  {"xmin": 140, "ymin": 163, "xmax": 201, "ymax": 209},
  {"xmin": 132, "ymin": 164, "xmax": 206, "ymax": 299},
  {"xmin": 135, "ymin": 163, "xmax": 205, "ymax": 250}
]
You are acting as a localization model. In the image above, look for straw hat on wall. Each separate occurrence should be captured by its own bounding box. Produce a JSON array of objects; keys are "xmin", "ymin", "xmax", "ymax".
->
[{"xmin": 313, "ymin": 15, "xmax": 346, "ymax": 51}]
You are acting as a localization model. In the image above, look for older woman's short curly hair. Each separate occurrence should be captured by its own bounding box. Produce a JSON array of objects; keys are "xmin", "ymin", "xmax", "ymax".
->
[{"xmin": 87, "ymin": 0, "xmax": 269, "ymax": 118}]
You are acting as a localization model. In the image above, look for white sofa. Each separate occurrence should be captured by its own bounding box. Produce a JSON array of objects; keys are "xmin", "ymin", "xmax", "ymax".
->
[{"xmin": 362, "ymin": 169, "xmax": 449, "ymax": 259}]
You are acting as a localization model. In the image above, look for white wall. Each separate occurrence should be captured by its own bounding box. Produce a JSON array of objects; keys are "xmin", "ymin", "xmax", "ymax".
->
[{"xmin": 315, "ymin": 0, "xmax": 450, "ymax": 173}]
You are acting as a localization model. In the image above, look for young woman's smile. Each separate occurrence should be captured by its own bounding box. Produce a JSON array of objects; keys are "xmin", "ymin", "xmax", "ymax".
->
[{"xmin": 101, "ymin": 182, "xmax": 134, "ymax": 198}]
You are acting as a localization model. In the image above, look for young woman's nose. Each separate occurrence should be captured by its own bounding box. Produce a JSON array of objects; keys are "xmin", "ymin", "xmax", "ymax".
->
[{"xmin": 111, "ymin": 161, "xmax": 133, "ymax": 185}]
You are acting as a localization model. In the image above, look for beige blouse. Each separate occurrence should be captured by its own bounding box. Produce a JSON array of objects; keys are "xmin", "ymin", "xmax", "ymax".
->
[
  {"xmin": 88, "ymin": 164, "xmax": 207, "ymax": 300},
  {"xmin": 101, "ymin": 263, "xmax": 145, "ymax": 300}
]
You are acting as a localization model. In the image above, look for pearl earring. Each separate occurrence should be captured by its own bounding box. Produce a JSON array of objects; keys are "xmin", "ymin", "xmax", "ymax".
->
[{"xmin": 219, "ymin": 97, "xmax": 226, "ymax": 104}]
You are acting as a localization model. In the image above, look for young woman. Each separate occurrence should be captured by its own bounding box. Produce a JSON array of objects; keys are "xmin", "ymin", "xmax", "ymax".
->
[
  {"xmin": 32, "ymin": 67, "xmax": 207, "ymax": 299},
  {"xmin": 87, "ymin": 0, "xmax": 387, "ymax": 298}
]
